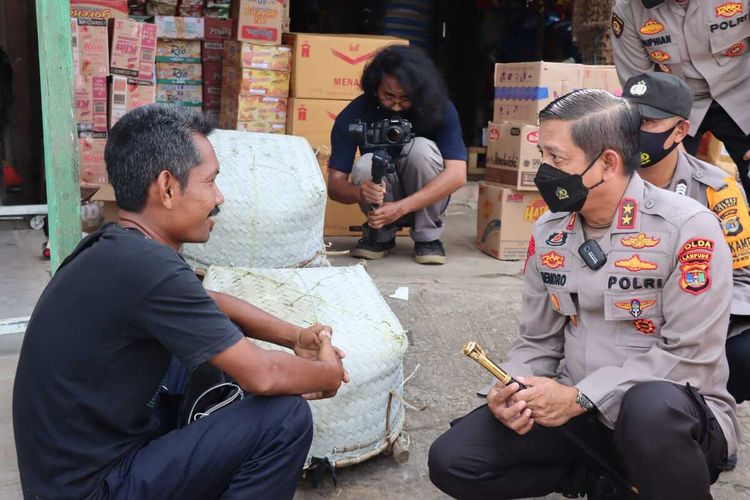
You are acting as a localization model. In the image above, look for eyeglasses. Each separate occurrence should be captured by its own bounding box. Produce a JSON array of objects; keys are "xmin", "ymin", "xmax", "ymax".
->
[{"xmin": 380, "ymin": 91, "xmax": 411, "ymax": 107}]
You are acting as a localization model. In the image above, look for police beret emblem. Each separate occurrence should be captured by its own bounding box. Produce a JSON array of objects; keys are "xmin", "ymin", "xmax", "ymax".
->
[{"xmin": 629, "ymin": 81, "xmax": 648, "ymax": 96}]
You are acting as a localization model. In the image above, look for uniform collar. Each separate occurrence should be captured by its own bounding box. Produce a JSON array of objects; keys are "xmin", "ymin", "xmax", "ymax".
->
[
  {"xmin": 557, "ymin": 174, "xmax": 644, "ymax": 265},
  {"xmin": 668, "ymin": 151, "xmax": 693, "ymax": 193},
  {"xmin": 554, "ymin": 174, "xmax": 645, "ymax": 237}
]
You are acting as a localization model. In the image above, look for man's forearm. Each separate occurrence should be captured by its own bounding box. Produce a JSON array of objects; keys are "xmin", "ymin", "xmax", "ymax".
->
[
  {"xmin": 328, "ymin": 173, "xmax": 360, "ymax": 204},
  {"xmin": 208, "ymin": 290, "xmax": 300, "ymax": 348}
]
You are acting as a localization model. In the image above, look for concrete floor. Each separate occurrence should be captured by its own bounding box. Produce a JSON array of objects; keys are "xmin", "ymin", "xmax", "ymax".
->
[{"xmin": 1, "ymin": 186, "xmax": 749, "ymax": 499}]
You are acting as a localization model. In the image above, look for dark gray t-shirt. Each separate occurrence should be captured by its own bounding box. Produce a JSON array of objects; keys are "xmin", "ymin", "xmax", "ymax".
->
[{"xmin": 13, "ymin": 224, "xmax": 243, "ymax": 499}]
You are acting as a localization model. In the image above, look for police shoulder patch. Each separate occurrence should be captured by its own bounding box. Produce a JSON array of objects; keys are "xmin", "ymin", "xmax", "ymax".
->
[
  {"xmin": 612, "ymin": 13, "xmax": 625, "ymax": 38},
  {"xmin": 523, "ymin": 235, "xmax": 536, "ymax": 274},
  {"xmin": 677, "ymin": 237, "xmax": 713, "ymax": 295},
  {"xmin": 545, "ymin": 231, "xmax": 568, "ymax": 247}
]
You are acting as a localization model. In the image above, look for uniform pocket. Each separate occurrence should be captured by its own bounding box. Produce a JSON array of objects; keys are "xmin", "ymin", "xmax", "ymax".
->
[
  {"xmin": 604, "ymin": 290, "xmax": 663, "ymax": 348},
  {"xmin": 548, "ymin": 290, "xmax": 580, "ymax": 336},
  {"xmin": 709, "ymin": 28, "xmax": 749, "ymax": 66}
]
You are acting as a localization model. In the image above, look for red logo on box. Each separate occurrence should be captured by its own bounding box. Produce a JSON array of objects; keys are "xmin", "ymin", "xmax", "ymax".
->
[
  {"xmin": 489, "ymin": 128, "xmax": 500, "ymax": 141},
  {"xmin": 297, "ymin": 105, "xmax": 307, "ymax": 120},
  {"xmin": 330, "ymin": 49, "xmax": 376, "ymax": 65},
  {"xmin": 526, "ymin": 130, "xmax": 539, "ymax": 144},
  {"xmin": 241, "ymin": 25, "xmax": 278, "ymax": 42},
  {"xmin": 301, "ymin": 42, "xmax": 310, "ymax": 57}
]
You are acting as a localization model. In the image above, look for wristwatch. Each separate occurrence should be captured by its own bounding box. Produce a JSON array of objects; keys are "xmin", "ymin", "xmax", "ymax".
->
[{"xmin": 576, "ymin": 390, "xmax": 595, "ymax": 412}]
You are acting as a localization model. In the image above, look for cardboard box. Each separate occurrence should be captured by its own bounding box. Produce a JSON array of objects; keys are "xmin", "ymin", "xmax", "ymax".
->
[
  {"xmin": 202, "ymin": 41, "xmax": 225, "ymax": 63},
  {"xmin": 146, "ymin": 0, "xmax": 178, "ymax": 16},
  {"xmin": 110, "ymin": 18, "xmax": 157, "ymax": 83},
  {"xmin": 223, "ymin": 41, "xmax": 292, "ymax": 71},
  {"xmin": 284, "ymin": 33, "xmax": 408, "ymax": 100},
  {"xmin": 70, "ymin": 0, "xmax": 128, "ymax": 19},
  {"xmin": 324, "ymin": 199, "xmax": 367, "ymax": 237},
  {"xmin": 222, "ymin": 66, "xmax": 290, "ymax": 97},
  {"xmin": 156, "ymin": 62, "xmax": 203, "ymax": 85},
  {"xmin": 75, "ymin": 75, "xmax": 108, "ymax": 132},
  {"xmin": 476, "ymin": 181, "xmax": 548, "ymax": 260},
  {"xmin": 156, "ymin": 39, "xmax": 202, "ymax": 63},
  {"xmin": 203, "ymin": 85, "xmax": 222, "ymax": 109},
  {"xmin": 232, "ymin": 0, "xmax": 284, "ymax": 45},
  {"xmin": 156, "ymin": 83, "xmax": 203, "ymax": 107},
  {"xmin": 155, "ymin": 16, "xmax": 205, "ymax": 40},
  {"xmin": 90, "ymin": 184, "xmax": 119, "ymax": 227},
  {"xmin": 233, "ymin": 120, "xmax": 287, "ymax": 133},
  {"xmin": 221, "ymin": 95, "xmax": 288, "ymax": 125},
  {"xmin": 71, "ymin": 17, "xmax": 109, "ymax": 77},
  {"xmin": 78, "ymin": 132, "xmax": 109, "ymax": 186},
  {"xmin": 484, "ymin": 122, "xmax": 541, "ymax": 191},
  {"xmin": 493, "ymin": 61, "xmax": 582, "ymax": 123},
  {"xmin": 698, "ymin": 133, "xmax": 740, "ymax": 179},
  {"xmin": 109, "ymin": 75, "xmax": 156, "ymax": 127},
  {"xmin": 202, "ymin": 62, "xmax": 223, "ymax": 87},
  {"xmin": 204, "ymin": 17, "xmax": 233, "ymax": 40},
  {"xmin": 581, "ymin": 65, "xmax": 622, "ymax": 96},
  {"xmin": 178, "ymin": 0, "xmax": 204, "ymax": 17},
  {"xmin": 286, "ymin": 98, "xmax": 349, "ymax": 162},
  {"xmin": 204, "ymin": 108, "xmax": 221, "ymax": 126},
  {"xmin": 206, "ymin": 0, "xmax": 232, "ymax": 18}
]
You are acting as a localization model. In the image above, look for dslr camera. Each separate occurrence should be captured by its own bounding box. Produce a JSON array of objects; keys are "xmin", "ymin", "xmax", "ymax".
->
[
  {"xmin": 348, "ymin": 117, "xmax": 415, "ymax": 197},
  {"xmin": 348, "ymin": 117, "xmax": 414, "ymax": 149}
]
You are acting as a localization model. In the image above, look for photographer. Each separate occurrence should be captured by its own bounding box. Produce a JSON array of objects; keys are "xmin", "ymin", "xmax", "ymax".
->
[{"xmin": 327, "ymin": 45, "xmax": 467, "ymax": 265}]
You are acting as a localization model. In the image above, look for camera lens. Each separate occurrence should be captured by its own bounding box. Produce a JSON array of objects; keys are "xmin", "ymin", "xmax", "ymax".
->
[{"xmin": 386, "ymin": 126, "xmax": 402, "ymax": 143}]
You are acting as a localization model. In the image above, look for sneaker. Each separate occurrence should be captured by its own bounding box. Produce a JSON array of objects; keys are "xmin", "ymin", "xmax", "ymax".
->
[
  {"xmin": 414, "ymin": 240, "xmax": 446, "ymax": 265},
  {"xmin": 350, "ymin": 237, "xmax": 395, "ymax": 260}
]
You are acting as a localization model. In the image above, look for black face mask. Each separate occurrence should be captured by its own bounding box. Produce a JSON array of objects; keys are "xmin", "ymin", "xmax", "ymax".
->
[
  {"xmin": 639, "ymin": 126, "xmax": 679, "ymax": 168},
  {"xmin": 534, "ymin": 152, "xmax": 604, "ymax": 213}
]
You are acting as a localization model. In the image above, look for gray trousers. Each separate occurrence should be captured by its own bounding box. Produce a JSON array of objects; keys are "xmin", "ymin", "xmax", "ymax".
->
[{"xmin": 350, "ymin": 137, "xmax": 447, "ymax": 243}]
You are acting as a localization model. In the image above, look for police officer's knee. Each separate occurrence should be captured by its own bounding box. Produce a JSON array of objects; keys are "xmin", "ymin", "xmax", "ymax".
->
[
  {"xmin": 428, "ymin": 430, "xmax": 484, "ymax": 494},
  {"xmin": 616, "ymin": 381, "xmax": 684, "ymax": 450}
]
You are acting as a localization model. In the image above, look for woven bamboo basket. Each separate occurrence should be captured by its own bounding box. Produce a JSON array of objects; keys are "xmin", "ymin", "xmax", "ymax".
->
[
  {"xmin": 182, "ymin": 130, "xmax": 329, "ymax": 269},
  {"xmin": 202, "ymin": 265, "xmax": 409, "ymax": 468}
]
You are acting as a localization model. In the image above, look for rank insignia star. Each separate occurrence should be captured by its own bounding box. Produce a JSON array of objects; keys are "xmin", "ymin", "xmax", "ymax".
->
[{"xmin": 617, "ymin": 198, "xmax": 637, "ymax": 229}]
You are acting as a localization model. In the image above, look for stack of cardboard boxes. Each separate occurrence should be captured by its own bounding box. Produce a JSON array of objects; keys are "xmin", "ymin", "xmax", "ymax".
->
[
  {"xmin": 219, "ymin": 0, "xmax": 289, "ymax": 133},
  {"xmin": 70, "ymin": 2, "xmax": 157, "ymax": 187},
  {"xmin": 154, "ymin": 16, "xmax": 204, "ymax": 109},
  {"xmin": 201, "ymin": 18, "xmax": 233, "ymax": 125},
  {"xmin": 282, "ymin": 33, "xmax": 407, "ymax": 236},
  {"xmin": 478, "ymin": 62, "xmax": 621, "ymax": 260}
]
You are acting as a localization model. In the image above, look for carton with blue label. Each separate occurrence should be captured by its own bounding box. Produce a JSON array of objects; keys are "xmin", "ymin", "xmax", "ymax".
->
[{"xmin": 493, "ymin": 62, "xmax": 582, "ymax": 123}]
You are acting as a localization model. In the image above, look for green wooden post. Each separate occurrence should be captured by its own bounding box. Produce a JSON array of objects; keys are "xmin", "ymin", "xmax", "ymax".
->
[{"xmin": 36, "ymin": 0, "xmax": 81, "ymax": 274}]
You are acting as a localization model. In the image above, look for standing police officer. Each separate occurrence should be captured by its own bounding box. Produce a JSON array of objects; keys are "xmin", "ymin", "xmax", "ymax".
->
[
  {"xmin": 622, "ymin": 72, "xmax": 750, "ymax": 406},
  {"xmin": 611, "ymin": 0, "xmax": 750, "ymax": 196},
  {"xmin": 428, "ymin": 89, "xmax": 738, "ymax": 499}
]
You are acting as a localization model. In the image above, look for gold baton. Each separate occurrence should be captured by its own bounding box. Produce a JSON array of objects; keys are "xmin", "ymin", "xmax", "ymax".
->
[
  {"xmin": 462, "ymin": 341, "xmax": 639, "ymax": 495},
  {"xmin": 463, "ymin": 341, "xmax": 525, "ymax": 388}
]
